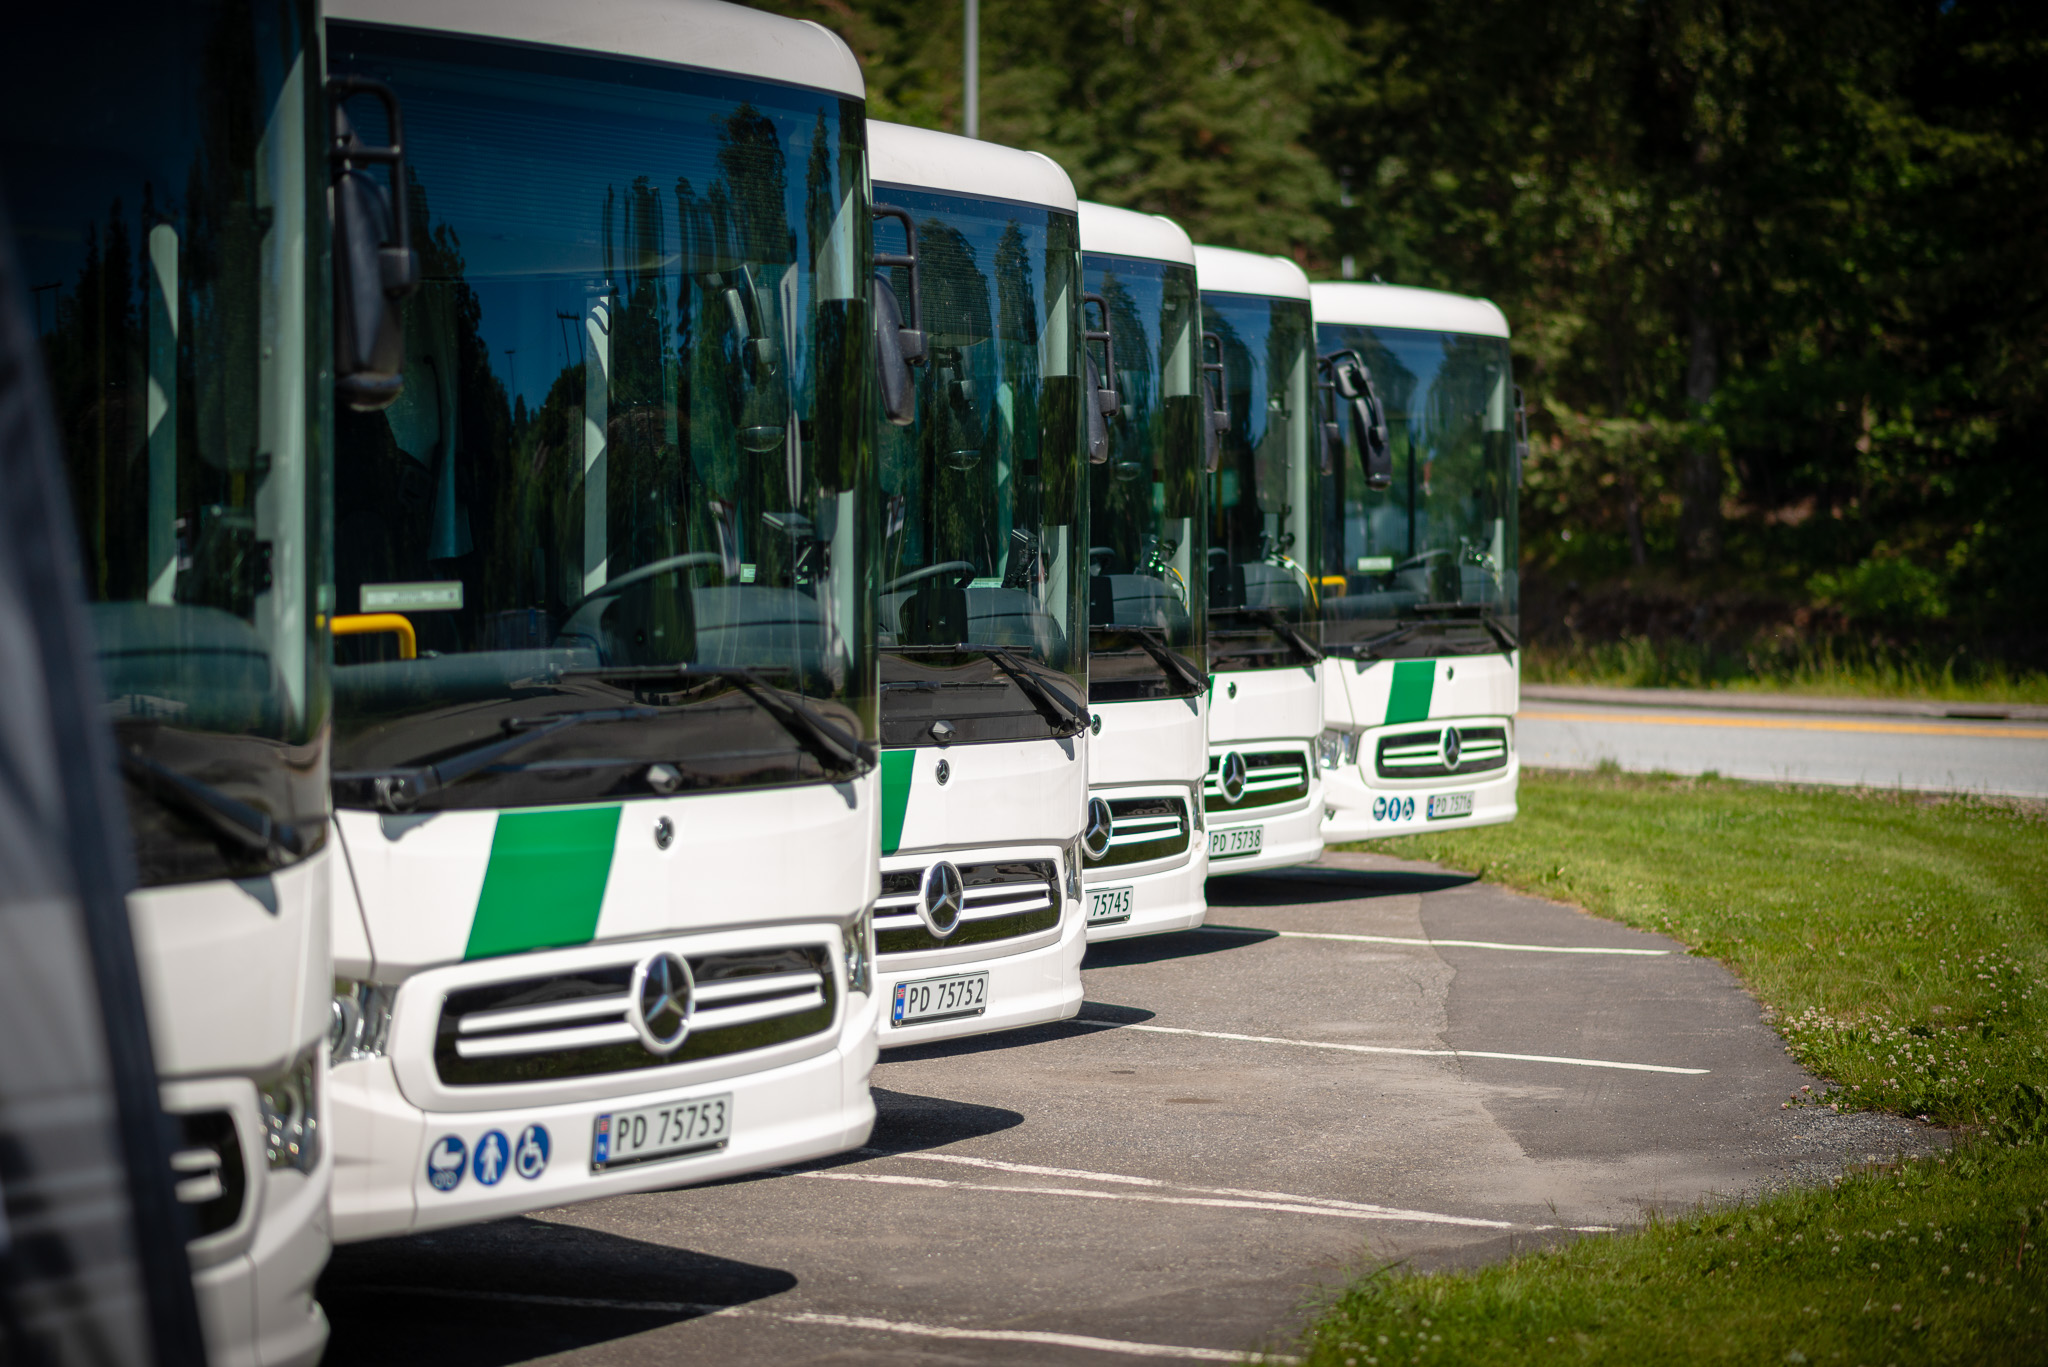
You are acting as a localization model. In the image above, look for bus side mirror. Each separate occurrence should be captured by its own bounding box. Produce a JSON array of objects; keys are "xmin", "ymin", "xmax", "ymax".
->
[
  {"xmin": 1082, "ymin": 292, "xmax": 1117, "ymax": 464},
  {"xmin": 873, "ymin": 274, "xmax": 917, "ymax": 426},
  {"xmin": 328, "ymin": 77, "xmax": 417, "ymax": 413},
  {"xmin": 1324, "ymin": 349, "xmax": 1392, "ymax": 491},
  {"xmin": 1201, "ymin": 331, "xmax": 1229, "ymax": 474}
]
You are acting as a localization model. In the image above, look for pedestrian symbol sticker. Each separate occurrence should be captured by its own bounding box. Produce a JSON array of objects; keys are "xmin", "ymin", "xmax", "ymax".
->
[
  {"xmin": 472, "ymin": 1130, "xmax": 509, "ymax": 1186},
  {"xmin": 515, "ymin": 1125, "xmax": 550, "ymax": 1180},
  {"xmin": 426, "ymin": 1134, "xmax": 466, "ymax": 1192}
]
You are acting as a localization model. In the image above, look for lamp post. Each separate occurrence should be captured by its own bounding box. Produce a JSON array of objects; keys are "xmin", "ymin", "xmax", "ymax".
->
[{"xmin": 963, "ymin": 0, "xmax": 978, "ymax": 139}]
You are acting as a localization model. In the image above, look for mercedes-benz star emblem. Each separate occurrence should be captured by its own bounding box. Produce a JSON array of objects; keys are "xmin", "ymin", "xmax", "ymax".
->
[
  {"xmin": 1083, "ymin": 797, "xmax": 1115, "ymax": 861},
  {"xmin": 1442, "ymin": 727, "xmax": 1463, "ymax": 770},
  {"xmin": 917, "ymin": 860, "xmax": 966, "ymax": 939},
  {"xmin": 628, "ymin": 951, "xmax": 695, "ymax": 1055},
  {"xmin": 1218, "ymin": 751, "xmax": 1249, "ymax": 804}
]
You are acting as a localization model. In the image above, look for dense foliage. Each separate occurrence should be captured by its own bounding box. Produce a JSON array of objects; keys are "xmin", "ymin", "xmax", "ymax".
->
[{"xmin": 746, "ymin": 0, "xmax": 2048, "ymax": 672}]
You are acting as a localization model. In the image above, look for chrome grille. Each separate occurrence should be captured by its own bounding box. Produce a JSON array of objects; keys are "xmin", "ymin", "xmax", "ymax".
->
[
  {"xmin": 1375, "ymin": 725, "xmax": 1509, "ymax": 781},
  {"xmin": 875, "ymin": 859, "xmax": 1061, "ymax": 955},
  {"xmin": 1090, "ymin": 795, "xmax": 1191, "ymax": 868},
  {"xmin": 1204, "ymin": 749, "xmax": 1310, "ymax": 814},
  {"xmin": 434, "ymin": 945, "xmax": 834, "ymax": 1087}
]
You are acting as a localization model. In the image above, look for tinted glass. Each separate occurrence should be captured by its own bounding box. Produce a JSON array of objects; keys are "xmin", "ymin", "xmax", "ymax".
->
[
  {"xmin": 1084, "ymin": 252, "xmax": 1206, "ymax": 702},
  {"xmin": 3, "ymin": 0, "xmax": 329, "ymax": 884},
  {"xmin": 875, "ymin": 186, "xmax": 1087, "ymax": 746},
  {"xmin": 1201, "ymin": 291, "xmax": 1319, "ymax": 671},
  {"xmin": 1315, "ymin": 323, "xmax": 1519, "ymax": 657},
  {"xmin": 328, "ymin": 25, "xmax": 875, "ymax": 809}
]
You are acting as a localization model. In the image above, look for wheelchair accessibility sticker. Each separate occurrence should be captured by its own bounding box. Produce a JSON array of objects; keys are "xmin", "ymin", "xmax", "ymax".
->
[{"xmin": 515, "ymin": 1125, "xmax": 551, "ymax": 1180}]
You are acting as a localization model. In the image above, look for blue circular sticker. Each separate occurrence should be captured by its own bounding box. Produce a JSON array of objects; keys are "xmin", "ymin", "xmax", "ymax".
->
[
  {"xmin": 1402, "ymin": 797, "xmax": 1415, "ymax": 820},
  {"xmin": 1372, "ymin": 796, "xmax": 1388, "ymax": 820},
  {"xmin": 514, "ymin": 1125, "xmax": 551, "ymax": 1180},
  {"xmin": 472, "ymin": 1130, "xmax": 510, "ymax": 1186},
  {"xmin": 426, "ymin": 1134, "xmax": 466, "ymax": 1192}
]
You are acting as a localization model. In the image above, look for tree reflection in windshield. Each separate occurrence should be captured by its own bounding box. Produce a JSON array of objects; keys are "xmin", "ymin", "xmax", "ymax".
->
[
  {"xmin": 1315, "ymin": 324, "xmax": 1519, "ymax": 656},
  {"xmin": 873, "ymin": 187, "xmax": 1087, "ymax": 745},
  {"xmin": 1084, "ymin": 254, "xmax": 1207, "ymax": 702},
  {"xmin": 326, "ymin": 26, "xmax": 873, "ymax": 807},
  {"xmin": 1201, "ymin": 292, "xmax": 1319, "ymax": 671}
]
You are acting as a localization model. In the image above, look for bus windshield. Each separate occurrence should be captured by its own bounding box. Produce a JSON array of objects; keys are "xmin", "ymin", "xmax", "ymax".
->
[
  {"xmin": 1201, "ymin": 292, "xmax": 1319, "ymax": 672},
  {"xmin": 1084, "ymin": 253, "xmax": 1207, "ymax": 702},
  {"xmin": 874, "ymin": 187, "xmax": 1087, "ymax": 746},
  {"xmin": 4, "ymin": 0, "xmax": 329, "ymax": 885},
  {"xmin": 327, "ymin": 24, "xmax": 875, "ymax": 810},
  {"xmin": 1315, "ymin": 324, "xmax": 1519, "ymax": 658}
]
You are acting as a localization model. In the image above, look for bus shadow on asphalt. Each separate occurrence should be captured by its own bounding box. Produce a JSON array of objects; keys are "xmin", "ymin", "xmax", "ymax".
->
[
  {"xmin": 319, "ymin": 1216, "xmax": 794, "ymax": 1367},
  {"xmin": 1082, "ymin": 926, "xmax": 1276, "ymax": 968},
  {"xmin": 1205, "ymin": 866, "xmax": 1474, "ymax": 908}
]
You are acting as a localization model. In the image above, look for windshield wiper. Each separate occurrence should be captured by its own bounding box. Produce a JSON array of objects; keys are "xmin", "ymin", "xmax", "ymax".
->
[
  {"xmin": 1100, "ymin": 626, "xmax": 1209, "ymax": 697},
  {"xmin": 981, "ymin": 646, "xmax": 1091, "ymax": 738},
  {"xmin": 1479, "ymin": 612, "xmax": 1519, "ymax": 655},
  {"xmin": 337, "ymin": 706, "xmax": 657, "ymax": 811},
  {"xmin": 676, "ymin": 667, "xmax": 875, "ymax": 778},
  {"xmin": 1249, "ymin": 610, "xmax": 1323, "ymax": 665},
  {"xmin": 120, "ymin": 748, "xmax": 308, "ymax": 862},
  {"xmin": 1325, "ymin": 623, "xmax": 1421, "ymax": 660}
]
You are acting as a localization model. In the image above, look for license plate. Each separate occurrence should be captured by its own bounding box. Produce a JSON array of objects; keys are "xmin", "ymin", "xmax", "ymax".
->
[
  {"xmin": 1209, "ymin": 825, "xmax": 1263, "ymax": 859},
  {"xmin": 1087, "ymin": 886, "xmax": 1134, "ymax": 923},
  {"xmin": 1427, "ymin": 791, "xmax": 1474, "ymax": 820},
  {"xmin": 892, "ymin": 971, "xmax": 988, "ymax": 1026},
  {"xmin": 592, "ymin": 1094, "xmax": 731, "ymax": 1171}
]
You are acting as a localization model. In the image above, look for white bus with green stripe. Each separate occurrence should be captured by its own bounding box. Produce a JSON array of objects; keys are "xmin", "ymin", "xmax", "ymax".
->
[
  {"xmin": 1077, "ymin": 203, "xmax": 1213, "ymax": 939},
  {"xmin": 1195, "ymin": 246, "xmax": 1327, "ymax": 875},
  {"xmin": 1310, "ymin": 282, "xmax": 1521, "ymax": 839},
  {"xmin": 867, "ymin": 122, "xmax": 1092, "ymax": 1044},
  {"xmin": 321, "ymin": 0, "xmax": 886, "ymax": 1240}
]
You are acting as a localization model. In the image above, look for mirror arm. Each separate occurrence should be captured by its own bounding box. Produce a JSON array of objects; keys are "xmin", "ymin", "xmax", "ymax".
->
[
  {"xmin": 1201, "ymin": 330, "xmax": 1229, "ymax": 473},
  {"xmin": 1081, "ymin": 292, "xmax": 1119, "ymax": 418},
  {"xmin": 872, "ymin": 204, "xmax": 927, "ymax": 364}
]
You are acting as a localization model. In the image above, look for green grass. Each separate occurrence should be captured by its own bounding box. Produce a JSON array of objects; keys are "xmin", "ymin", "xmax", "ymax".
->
[
  {"xmin": 1525, "ymin": 637, "xmax": 2048, "ymax": 705},
  {"xmin": 1288, "ymin": 770, "xmax": 2048, "ymax": 1366}
]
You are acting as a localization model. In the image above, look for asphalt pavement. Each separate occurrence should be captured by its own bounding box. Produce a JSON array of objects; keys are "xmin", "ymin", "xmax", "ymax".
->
[
  {"xmin": 320, "ymin": 852, "xmax": 1936, "ymax": 1366},
  {"xmin": 1519, "ymin": 685, "xmax": 2048, "ymax": 798}
]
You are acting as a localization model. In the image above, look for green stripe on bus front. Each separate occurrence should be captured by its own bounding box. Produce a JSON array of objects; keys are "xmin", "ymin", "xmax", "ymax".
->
[
  {"xmin": 464, "ymin": 805, "xmax": 623, "ymax": 960},
  {"xmin": 879, "ymin": 749, "xmax": 915, "ymax": 856},
  {"xmin": 1385, "ymin": 660, "xmax": 1435, "ymax": 724}
]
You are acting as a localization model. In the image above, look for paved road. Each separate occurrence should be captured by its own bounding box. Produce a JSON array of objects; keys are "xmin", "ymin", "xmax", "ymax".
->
[
  {"xmin": 320, "ymin": 854, "xmax": 1934, "ymax": 1366},
  {"xmin": 1519, "ymin": 696, "xmax": 2048, "ymax": 798}
]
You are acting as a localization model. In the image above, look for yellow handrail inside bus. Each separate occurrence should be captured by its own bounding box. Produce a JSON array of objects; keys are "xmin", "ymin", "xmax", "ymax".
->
[
  {"xmin": 332, "ymin": 612, "xmax": 417, "ymax": 660},
  {"xmin": 1319, "ymin": 574, "xmax": 1348, "ymax": 594}
]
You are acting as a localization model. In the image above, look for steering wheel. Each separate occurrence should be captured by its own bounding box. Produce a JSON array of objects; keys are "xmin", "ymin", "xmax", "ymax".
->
[{"xmin": 885, "ymin": 560, "xmax": 978, "ymax": 593}]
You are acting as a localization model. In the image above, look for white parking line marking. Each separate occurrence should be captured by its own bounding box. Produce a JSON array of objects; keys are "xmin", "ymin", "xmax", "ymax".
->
[
  {"xmin": 1071, "ymin": 1020, "xmax": 1708, "ymax": 1074},
  {"xmin": 349, "ymin": 1286, "xmax": 1294, "ymax": 1362},
  {"xmin": 1201, "ymin": 924, "xmax": 1671, "ymax": 955},
  {"xmin": 859, "ymin": 1150, "xmax": 1615, "ymax": 1232}
]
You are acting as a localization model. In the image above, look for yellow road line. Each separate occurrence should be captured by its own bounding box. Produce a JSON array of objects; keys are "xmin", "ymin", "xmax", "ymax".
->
[{"xmin": 1519, "ymin": 709, "xmax": 2048, "ymax": 741}]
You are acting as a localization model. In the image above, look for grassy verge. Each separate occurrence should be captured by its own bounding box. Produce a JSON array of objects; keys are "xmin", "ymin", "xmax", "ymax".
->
[
  {"xmin": 1525, "ymin": 637, "xmax": 2048, "ymax": 705},
  {"xmin": 1292, "ymin": 770, "xmax": 2047, "ymax": 1366}
]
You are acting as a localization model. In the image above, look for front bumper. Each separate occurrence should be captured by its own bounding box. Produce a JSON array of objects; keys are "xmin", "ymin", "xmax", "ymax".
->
[
  {"xmin": 1321, "ymin": 719, "xmax": 1521, "ymax": 843},
  {"xmin": 164, "ymin": 1072, "xmax": 330, "ymax": 1367},
  {"xmin": 874, "ymin": 901, "xmax": 1086, "ymax": 1049},
  {"xmin": 330, "ymin": 1000, "xmax": 877, "ymax": 1243},
  {"xmin": 1083, "ymin": 850, "xmax": 1207, "ymax": 942},
  {"xmin": 1203, "ymin": 796, "xmax": 1325, "ymax": 876}
]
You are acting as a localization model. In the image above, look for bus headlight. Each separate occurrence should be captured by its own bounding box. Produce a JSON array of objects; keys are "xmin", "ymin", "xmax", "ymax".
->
[
  {"xmin": 1063, "ymin": 836, "xmax": 1084, "ymax": 906},
  {"xmin": 256, "ymin": 1046, "xmax": 321, "ymax": 1174},
  {"xmin": 843, "ymin": 905, "xmax": 874, "ymax": 997},
  {"xmin": 1316, "ymin": 729, "xmax": 1356, "ymax": 774},
  {"xmin": 329, "ymin": 979, "xmax": 394, "ymax": 1064}
]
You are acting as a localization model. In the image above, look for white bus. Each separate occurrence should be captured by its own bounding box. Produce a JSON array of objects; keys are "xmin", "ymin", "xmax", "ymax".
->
[
  {"xmin": 320, "ymin": 0, "xmax": 886, "ymax": 1240},
  {"xmin": 2, "ymin": 0, "xmax": 411, "ymax": 1357},
  {"xmin": 865, "ymin": 121, "xmax": 1091, "ymax": 1043},
  {"xmin": 1193, "ymin": 246, "xmax": 1326, "ymax": 875},
  {"xmin": 1310, "ymin": 283, "xmax": 1521, "ymax": 838},
  {"xmin": 1076, "ymin": 202, "xmax": 1212, "ymax": 938}
]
